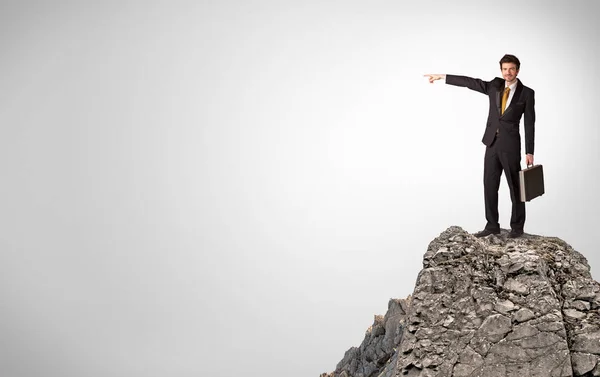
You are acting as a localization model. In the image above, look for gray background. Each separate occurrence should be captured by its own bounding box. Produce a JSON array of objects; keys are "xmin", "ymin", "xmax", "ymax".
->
[{"xmin": 1, "ymin": 1, "xmax": 598, "ymax": 376}]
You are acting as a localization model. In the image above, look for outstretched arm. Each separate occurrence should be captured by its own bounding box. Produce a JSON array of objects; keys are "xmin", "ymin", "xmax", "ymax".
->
[
  {"xmin": 443, "ymin": 75, "xmax": 494, "ymax": 95},
  {"xmin": 425, "ymin": 73, "xmax": 496, "ymax": 95}
]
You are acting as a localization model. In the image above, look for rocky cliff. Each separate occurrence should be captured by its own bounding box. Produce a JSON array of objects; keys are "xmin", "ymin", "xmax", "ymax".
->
[{"xmin": 321, "ymin": 226, "xmax": 600, "ymax": 377}]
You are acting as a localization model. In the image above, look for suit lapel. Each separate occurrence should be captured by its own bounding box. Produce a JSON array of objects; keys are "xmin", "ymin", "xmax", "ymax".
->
[
  {"xmin": 495, "ymin": 78, "xmax": 504, "ymax": 115},
  {"xmin": 496, "ymin": 88, "xmax": 502, "ymax": 115}
]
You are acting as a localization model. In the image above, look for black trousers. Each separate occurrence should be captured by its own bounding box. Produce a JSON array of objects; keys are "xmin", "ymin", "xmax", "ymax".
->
[{"xmin": 483, "ymin": 135, "xmax": 525, "ymax": 231}]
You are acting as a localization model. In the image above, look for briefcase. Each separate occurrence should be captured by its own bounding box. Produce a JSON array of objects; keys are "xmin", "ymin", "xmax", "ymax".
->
[{"xmin": 519, "ymin": 164, "xmax": 544, "ymax": 202}]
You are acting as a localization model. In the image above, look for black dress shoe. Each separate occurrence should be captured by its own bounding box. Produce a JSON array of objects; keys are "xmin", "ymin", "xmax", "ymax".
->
[
  {"xmin": 474, "ymin": 229, "xmax": 501, "ymax": 238},
  {"xmin": 508, "ymin": 229, "xmax": 524, "ymax": 238}
]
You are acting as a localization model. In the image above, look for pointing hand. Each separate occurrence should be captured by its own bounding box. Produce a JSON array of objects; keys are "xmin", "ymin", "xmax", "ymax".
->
[{"xmin": 424, "ymin": 74, "xmax": 445, "ymax": 83}]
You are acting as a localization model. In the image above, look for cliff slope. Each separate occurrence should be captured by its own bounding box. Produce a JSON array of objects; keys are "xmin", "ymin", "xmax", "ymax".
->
[{"xmin": 321, "ymin": 226, "xmax": 600, "ymax": 377}]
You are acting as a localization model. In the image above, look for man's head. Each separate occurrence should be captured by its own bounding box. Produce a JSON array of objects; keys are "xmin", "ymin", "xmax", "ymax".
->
[{"xmin": 499, "ymin": 54, "xmax": 520, "ymax": 83}]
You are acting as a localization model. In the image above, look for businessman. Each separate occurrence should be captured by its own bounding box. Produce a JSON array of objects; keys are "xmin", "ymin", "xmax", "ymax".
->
[{"xmin": 425, "ymin": 54, "xmax": 535, "ymax": 238}]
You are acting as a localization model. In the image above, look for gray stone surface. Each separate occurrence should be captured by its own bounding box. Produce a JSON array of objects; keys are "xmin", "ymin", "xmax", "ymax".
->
[
  {"xmin": 571, "ymin": 352, "xmax": 598, "ymax": 375},
  {"xmin": 320, "ymin": 298, "xmax": 409, "ymax": 377},
  {"xmin": 321, "ymin": 226, "xmax": 600, "ymax": 377}
]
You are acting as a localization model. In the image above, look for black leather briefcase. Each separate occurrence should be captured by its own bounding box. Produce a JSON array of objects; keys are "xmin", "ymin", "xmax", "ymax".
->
[{"xmin": 519, "ymin": 164, "xmax": 545, "ymax": 202}]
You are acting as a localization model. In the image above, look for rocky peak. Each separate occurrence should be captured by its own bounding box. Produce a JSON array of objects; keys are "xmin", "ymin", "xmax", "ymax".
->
[{"xmin": 321, "ymin": 226, "xmax": 600, "ymax": 377}]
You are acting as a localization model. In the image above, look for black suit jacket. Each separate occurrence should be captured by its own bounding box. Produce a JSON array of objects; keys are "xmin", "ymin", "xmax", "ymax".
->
[{"xmin": 445, "ymin": 74, "xmax": 535, "ymax": 155}]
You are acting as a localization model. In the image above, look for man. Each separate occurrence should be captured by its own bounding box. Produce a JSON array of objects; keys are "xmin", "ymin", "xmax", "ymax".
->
[{"xmin": 424, "ymin": 54, "xmax": 535, "ymax": 238}]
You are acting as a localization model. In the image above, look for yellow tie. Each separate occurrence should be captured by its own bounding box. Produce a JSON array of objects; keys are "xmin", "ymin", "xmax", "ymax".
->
[{"xmin": 501, "ymin": 87, "xmax": 510, "ymax": 114}]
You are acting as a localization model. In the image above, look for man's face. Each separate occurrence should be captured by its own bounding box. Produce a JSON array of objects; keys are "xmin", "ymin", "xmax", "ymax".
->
[{"xmin": 501, "ymin": 63, "xmax": 519, "ymax": 82}]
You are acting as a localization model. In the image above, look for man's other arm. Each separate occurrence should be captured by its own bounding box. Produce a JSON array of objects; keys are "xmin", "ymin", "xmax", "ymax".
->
[{"xmin": 525, "ymin": 90, "xmax": 535, "ymax": 165}]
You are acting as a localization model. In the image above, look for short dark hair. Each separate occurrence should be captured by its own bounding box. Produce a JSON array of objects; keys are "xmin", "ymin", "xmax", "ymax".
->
[{"xmin": 499, "ymin": 54, "xmax": 520, "ymax": 70}]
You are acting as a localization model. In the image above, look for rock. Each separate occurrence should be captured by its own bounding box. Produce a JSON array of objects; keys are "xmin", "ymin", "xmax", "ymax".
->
[
  {"xmin": 571, "ymin": 300, "xmax": 592, "ymax": 311},
  {"xmin": 505, "ymin": 323, "xmax": 539, "ymax": 341},
  {"xmin": 321, "ymin": 226, "xmax": 600, "ymax": 377},
  {"xmin": 504, "ymin": 277, "xmax": 530, "ymax": 295},
  {"xmin": 457, "ymin": 345, "xmax": 483, "ymax": 369},
  {"xmin": 513, "ymin": 307, "xmax": 536, "ymax": 323},
  {"xmin": 320, "ymin": 298, "xmax": 408, "ymax": 377},
  {"xmin": 536, "ymin": 321, "xmax": 564, "ymax": 332},
  {"xmin": 564, "ymin": 308, "xmax": 587, "ymax": 320},
  {"xmin": 452, "ymin": 363, "xmax": 475, "ymax": 377},
  {"xmin": 494, "ymin": 299, "xmax": 517, "ymax": 314},
  {"xmin": 478, "ymin": 314, "xmax": 512, "ymax": 342},
  {"xmin": 571, "ymin": 352, "xmax": 598, "ymax": 375},
  {"xmin": 572, "ymin": 332, "xmax": 600, "ymax": 354}
]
